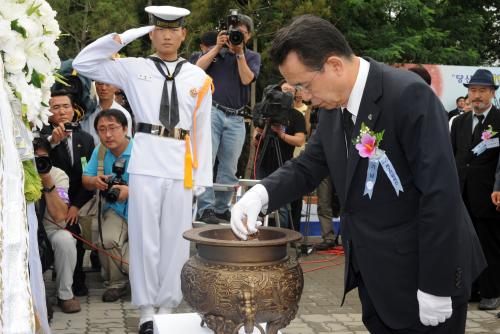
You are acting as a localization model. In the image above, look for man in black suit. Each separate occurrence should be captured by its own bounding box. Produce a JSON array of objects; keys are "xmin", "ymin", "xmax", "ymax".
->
[
  {"xmin": 41, "ymin": 91, "xmax": 95, "ymax": 296},
  {"xmin": 231, "ymin": 15, "xmax": 486, "ymax": 333},
  {"xmin": 451, "ymin": 69, "xmax": 500, "ymax": 310},
  {"xmin": 448, "ymin": 96, "xmax": 466, "ymax": 120}
]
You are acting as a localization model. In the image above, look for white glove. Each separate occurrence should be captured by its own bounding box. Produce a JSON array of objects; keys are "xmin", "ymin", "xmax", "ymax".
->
[
  {"xmin": 417, "ymin": 290, "xmax": 452, "ymax": 326},
  {"xmin": 118, "ymin": 26, "xmax": 155, "ymax": 45},
  {"xmin": 230, "ymin": 184, "xmax": 269, "ymax": 240}
]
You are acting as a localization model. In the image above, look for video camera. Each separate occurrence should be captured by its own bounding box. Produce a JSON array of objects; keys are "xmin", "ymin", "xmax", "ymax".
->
[
  {"xmin": 100, "ymin": 158, "xmax": 127, "ymax": 203},
  {"xmin": 252, "ymin": 84, "xmax": 294, "ymax": 129},
  {"xmin": 219, "ymin": 9, "xmax": 244, "ymax": 45}
]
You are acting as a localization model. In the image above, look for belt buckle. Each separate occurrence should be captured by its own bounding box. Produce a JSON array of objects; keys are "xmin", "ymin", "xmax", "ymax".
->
[{"xmin": 151, "ymin": 126, "xmax": 160, "ymax": 136}]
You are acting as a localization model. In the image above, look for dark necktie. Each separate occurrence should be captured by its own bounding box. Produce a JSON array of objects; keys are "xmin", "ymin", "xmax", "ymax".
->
[
  {"xmin": 149, "ymin": 57, "xmax": 187, "ymax": 133},
  {"xmin": 472, "ymin": 114, "xmax": 485, "ymax": 145},
  {"xmin": 342, "ymin": 108, "xmax": 355, "ymax": 146}
]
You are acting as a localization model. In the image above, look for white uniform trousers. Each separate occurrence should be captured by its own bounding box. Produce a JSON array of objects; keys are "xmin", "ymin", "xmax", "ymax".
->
[
  {"xmin": 45, "ymin": 228, "xmax": 77, "ymax": 300},
  {"xmin": 128, "ymin": 174, "xmax": 192, "ymax": 309}
]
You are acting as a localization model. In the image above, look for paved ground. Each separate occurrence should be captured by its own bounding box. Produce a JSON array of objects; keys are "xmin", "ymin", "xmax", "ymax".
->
[{"xmin": 46, "ymin": 239, "xmax": 500, "ymax": 334}]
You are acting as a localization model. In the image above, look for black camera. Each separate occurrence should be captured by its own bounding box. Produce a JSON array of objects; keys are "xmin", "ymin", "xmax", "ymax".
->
[
  {"xmin": 35, "ymin": 156, "xmax": 52, "ymax": 174},
  {"xmin": 100, "ymin": 158, "xmax": 127, "ymax": 203},
  {"xmin": 64, "ymin": 122, "xmax": 81, "ymax": 132},
  {"xmin": 252, "ymin": 84, "xmax": 294, "ymax": 129},
  {"xmin": 219, "ymin": 9, "xmax": 244, "ymax": 45}
]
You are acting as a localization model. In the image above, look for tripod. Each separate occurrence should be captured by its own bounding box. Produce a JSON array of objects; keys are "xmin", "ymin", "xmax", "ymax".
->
[{"xmin": 254, "ymin": 120, "xmax": 314, "ymax": 256}]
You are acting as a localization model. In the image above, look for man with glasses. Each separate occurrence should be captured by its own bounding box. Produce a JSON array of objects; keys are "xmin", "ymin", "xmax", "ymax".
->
[
  {"xmin": 81, "ymin": 81, "xmax": 133, "ymax": 144},
  {"xmin": 231, "ymin": 15, "xmax": 485, "ymax": 333},
  {"xmin": 83, "ymin": 108, "xmax": 132, "ymax": 303},
  {"xmin": 195, "ymin": 12, "xmax": 261, "ymax": 225}
]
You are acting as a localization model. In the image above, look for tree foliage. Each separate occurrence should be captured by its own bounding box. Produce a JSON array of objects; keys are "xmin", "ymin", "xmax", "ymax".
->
[{"xmin": 49, "ymin": 0, "xmax": 499, "ymax": 87}]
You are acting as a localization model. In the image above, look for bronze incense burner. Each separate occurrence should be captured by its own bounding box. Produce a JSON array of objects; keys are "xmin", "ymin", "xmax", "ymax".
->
[{"xmin": 181, "ymin": 226, "xmax": 303, "ymax": 334}]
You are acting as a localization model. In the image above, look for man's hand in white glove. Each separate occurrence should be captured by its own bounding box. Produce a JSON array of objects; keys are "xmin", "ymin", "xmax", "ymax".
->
[
  {"xmin": 231, "ymin": 184, "xmax": 269, "ymax": 240},
  {"xmin": 114, "ymin": 26, "xmax": 155, "ymax": 45},
  {"xmin": 417, "ymin": 290, "xmax": 452, "ymax": 326}
]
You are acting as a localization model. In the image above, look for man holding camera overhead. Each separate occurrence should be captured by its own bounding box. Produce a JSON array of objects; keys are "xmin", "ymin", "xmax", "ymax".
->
[
  {"xmin": 82, "ymin": 109, "xmax": 132, "ymax": 303},
  {"xmin": 196, "ymin": 10, "xmax": 261, "ymax": 224}
]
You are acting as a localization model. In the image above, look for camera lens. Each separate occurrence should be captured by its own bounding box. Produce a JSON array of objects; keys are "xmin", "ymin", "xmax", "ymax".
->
[
  {"xmin": 35, "ymin": 156, "xmax": 52, "ymax": 174},
  {"xmin": 229, "ymin": 30, "xmax": 244, "ymax": 45},
  {"xmin": 106, "ymin": 187, "xmax": 120, "ymax": 203}
]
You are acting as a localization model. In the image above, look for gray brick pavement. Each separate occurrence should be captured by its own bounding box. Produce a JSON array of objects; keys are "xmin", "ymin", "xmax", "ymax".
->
[{"xmin": 46, "ymin": 245, "xmax": 500, "ymax": 334}]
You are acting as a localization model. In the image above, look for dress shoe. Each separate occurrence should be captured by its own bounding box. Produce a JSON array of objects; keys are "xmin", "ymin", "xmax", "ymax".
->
[
  {"xmin": 199, "ymin": 209, "xmax": 224, "ymax": 225},
  {"xmin": 139, "ymin": 320, "xmax": 154, "ymax": 334},
  {"xmin": 57, "ymin": 297, "xmax": 81, "ymax": 313},
  {"xmin": 314, "ymin": 240, "xmax": 337, "ymax": 251},
  {"xmin": 102, "ymin": 286, "xmax": 128, "ymax": 302},
  {"xmin": 215, "ymin": 210, "xmax": 231, "ymax": 223},
  {"xmin": 72, "ymin": 282, "xmax": 88, "ymax": 296},
  {"xmin": 479, "ymin": 297, "xmax": 500, "ymax": 310}
]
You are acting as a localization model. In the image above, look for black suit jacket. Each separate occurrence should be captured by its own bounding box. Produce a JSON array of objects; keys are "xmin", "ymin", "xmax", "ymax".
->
[
  {"xmin": 451, "ymin": 106, "xmax": 500, "ymax": 219},
  {"xmin": 495, "ymin": 154, "xmax": 500, "ymax": 192},
  {"xmin": 448, "ymin": 108, "xmax": 461, "ymax": 120},
  {"xmin": 40, "ymin": 125, "xmax": 95, "ymax": 208},
  {"xmin": 261, "ymin": 59, "xmax": 486, "ymax": 329}
]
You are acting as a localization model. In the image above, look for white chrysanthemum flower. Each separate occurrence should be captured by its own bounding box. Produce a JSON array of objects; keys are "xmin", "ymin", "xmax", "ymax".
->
[
  {"xmin": 4, "ymin": 50, "xmax": 27, "ymax": 75},
  {"xmin": 0, "ymin": 2, "xmax": 29, "ymax": 21},
  {"xmin": 18, "ymin": 16, "xmax": 43, "ymax": 38},
  {"xmin": 2, "ymin": 0, "xmax": 60, "ymax": 129}
]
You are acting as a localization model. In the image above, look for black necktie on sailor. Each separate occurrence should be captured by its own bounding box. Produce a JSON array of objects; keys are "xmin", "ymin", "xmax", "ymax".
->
[
  {"xmin": 342, "ymin": 108, "xmax": 355, "ymax": 148},
  {"xmin": 472, "ymin": 114, "xmax": 485, "ymax": 146},
  {"xmin": 149, "ymin": 57, "xmax": 187, "ymax": 133}
]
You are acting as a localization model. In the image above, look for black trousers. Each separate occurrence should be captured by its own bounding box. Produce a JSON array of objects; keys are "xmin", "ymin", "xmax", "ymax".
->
[
  {"xmin": 358, "ymin": 277, "xmax": 467, "ymax": 334},
  {"xmin": 463, "ymin": 189, "xmax": 500, "ymax": 298},
  {"xmin": 473, "ymin": 216, "xmax": 500, "ymax": 298}
]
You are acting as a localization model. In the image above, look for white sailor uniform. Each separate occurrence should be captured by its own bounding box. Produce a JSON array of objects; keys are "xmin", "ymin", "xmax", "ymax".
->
[{"xmin": 73, "ymin": 32, "xmax": 212, "ymax": 311}]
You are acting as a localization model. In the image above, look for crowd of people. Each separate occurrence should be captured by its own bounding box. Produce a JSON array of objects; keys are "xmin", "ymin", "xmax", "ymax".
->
[{"xmin": 32, "ymin": 5, "xmax": 499, "ymax": 334}]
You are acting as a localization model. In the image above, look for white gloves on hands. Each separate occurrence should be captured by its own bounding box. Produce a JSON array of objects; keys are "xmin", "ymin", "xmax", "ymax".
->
[
  {"xmin": 118, "ymin": 26, "xmax": 155, "ymax": 45},
  {"xmin": 417, "ymin": 290, "xmax": 452, "ymax": 326},
  {"xmin": 230, "ymin": 184, "xmax": 269, "ymax": 240}
]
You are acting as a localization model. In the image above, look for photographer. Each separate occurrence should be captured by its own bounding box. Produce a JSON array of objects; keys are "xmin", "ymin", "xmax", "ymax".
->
[
  {"xmin": 41, "ymin": 90, "xmax": 95, "ymax": 296},
  {"xmin": 253, "ymin": 82, "xmax": 306, "ymax": 228},
  {"xmin": 34, "ymin": 137, "xmax": 81, "ymax": 313},
  {"xmin": 196, "ymin": 11, "xmax": 261, "ymax": 224},
  {"xmin": 82, "ymin": 109, "xmax": 131, "ymax": 303}
]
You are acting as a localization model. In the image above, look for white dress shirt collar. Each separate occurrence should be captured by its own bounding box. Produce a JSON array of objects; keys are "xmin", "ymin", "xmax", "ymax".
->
[{"xmin": 345, "ymin": 57, "xmax": 370, "ymax": 119}]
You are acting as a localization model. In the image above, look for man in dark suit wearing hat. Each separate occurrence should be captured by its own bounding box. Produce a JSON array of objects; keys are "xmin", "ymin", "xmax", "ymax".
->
[
  {"xmin": 451, "ymin": 69, "xmax": 500, "ymax": 310},
  {"xmin": 231, "ymin": 15, "xmax": 486, "ymax": 333}
]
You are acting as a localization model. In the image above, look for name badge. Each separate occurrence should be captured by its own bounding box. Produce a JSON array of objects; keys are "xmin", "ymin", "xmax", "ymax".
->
[{"xmin": 137, "ymin": 74, "xmax": 152, "ymax": 81}]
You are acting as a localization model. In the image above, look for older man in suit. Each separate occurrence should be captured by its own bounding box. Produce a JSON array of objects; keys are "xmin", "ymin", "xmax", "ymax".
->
[
  {"xmin": 231, "ymin": 15, "xmax": 486, "ymax": 333},
  {"xmin": 451, "ymin": 69, "xmax": 500, "ymax": 310},
  {"xmin": 41, "ymin": 91, "xmax": 95, "ymax": 297}
]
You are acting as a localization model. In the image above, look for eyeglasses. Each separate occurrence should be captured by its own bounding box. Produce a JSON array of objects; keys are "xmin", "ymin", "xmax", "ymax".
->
[
  {"xmin": 293, "ymin": 66, "xmax": 324, "ymax": 93},
  {"xmin": 97, "ymin": 125, "xmax": 122, "ymax": 135}
]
